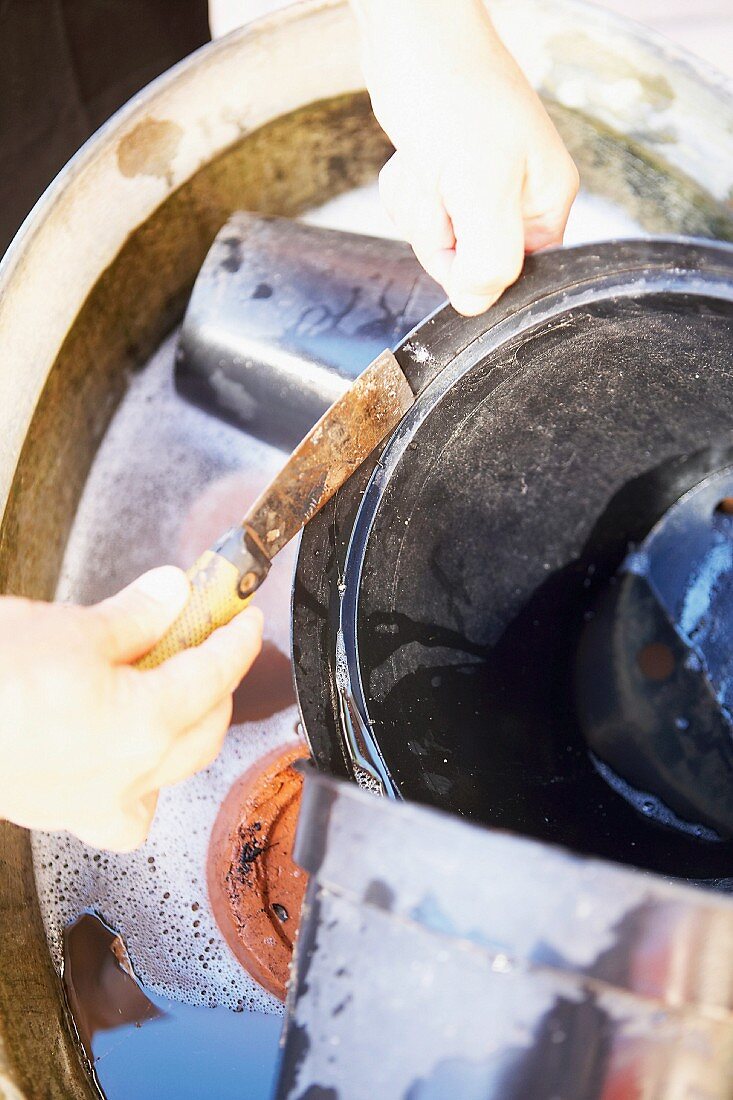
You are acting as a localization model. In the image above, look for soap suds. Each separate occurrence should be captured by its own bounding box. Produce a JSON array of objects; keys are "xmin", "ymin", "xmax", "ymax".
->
[{"xmin": 34, "ymin": 332, "xmax": 298, "ymax": 1013}]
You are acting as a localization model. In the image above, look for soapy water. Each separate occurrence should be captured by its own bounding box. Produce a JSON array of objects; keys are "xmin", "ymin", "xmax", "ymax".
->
[
  {"xmin": 589, "ymin": 753, "xmax": 721, "ymax": 843},
  {"xmin": 33, "ymin": 710, "xmax": 296, "ymax": 1013},
  {"xmin": 33, "ymin": 333, "xmax": 299, "ymax": 1014}
]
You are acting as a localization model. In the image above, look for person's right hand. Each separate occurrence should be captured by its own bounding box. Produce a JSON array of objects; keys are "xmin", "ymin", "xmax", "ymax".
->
[
  {"xmin": 353, "ymin": 0, "xmax": 580, "ymax": 315},
  {"xmin": 0, "ymin": 566, "xmax": 262, "ymax": 851}
]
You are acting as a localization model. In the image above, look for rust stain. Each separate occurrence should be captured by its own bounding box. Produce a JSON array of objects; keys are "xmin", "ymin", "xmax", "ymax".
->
[
  {"xmin": 244, "ymin": 349, "xmax": 414, "ymax": 557},
  {"xmin": 117, "ymin": 118, "xmax": 183, "ymax": 182}
]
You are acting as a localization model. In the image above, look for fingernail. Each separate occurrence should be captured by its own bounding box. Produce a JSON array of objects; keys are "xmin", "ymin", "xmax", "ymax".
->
[
  {"xmin": 451, "ymin": 292, "xmax": 492, "ymax": 317},
  {"xmin": 134, "ymin": 566, "xmax": 190, "ymax": 611}
]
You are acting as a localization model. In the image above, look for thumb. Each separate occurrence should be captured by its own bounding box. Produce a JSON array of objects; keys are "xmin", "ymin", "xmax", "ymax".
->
[{"xmin": 87, "ymin": 566, "xmax": 191, "ymax": 663}]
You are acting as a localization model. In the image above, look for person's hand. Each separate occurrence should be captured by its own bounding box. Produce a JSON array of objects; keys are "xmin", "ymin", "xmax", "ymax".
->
[
  {"xmin": 353, "ymin": 0, "xmax": 579, "ymax": 315},
  {"xmin": 0, "ymin": 566, "xmax": 262, "ymax": 851}
]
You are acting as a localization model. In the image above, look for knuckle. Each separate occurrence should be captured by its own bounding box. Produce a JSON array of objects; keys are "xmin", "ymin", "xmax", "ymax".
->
[
  {"xmin": 240, "ymin": 607, "xmax": 264, "ymax": 646},
  {"xmin": 412, "ymin": 211, "xmax": 452, "ymax": 257},
  {"xmin": 109, "ymin": 825, "xmax": 147, "ymax": 854},
  {"xmin": 540, "ymin": 206, "xmax": 568, "ymax": 232},
  {"xmin": 564, "ymin": 157, "xmax": 581, "ymax": 198},
  {"xmin": 379, "ymin": 157, "xmax": 411, "ymax": 226},
  {"xmin": 502, "ymin": 250, "xmax": 526, "ymax": 286},
  {"xmin": 200, "ymin": 729, "xmax": 229, "ymax": 772},
  {"xmin": 127, "ymin": 590, "xmax": 165, "ymax": 636},
  {"xmin": 227, "ymin": 616, "xmax": 263, "ymax": 675},
  {"xmin": 549, "ymin": 158, "xmax": 580, "ymax": 210},
  {"xmin": 86, "ymin": 603, "xmax": 123, "ymax": 651},
  {"xmin": 526, "ymin": 213, "xmax": 566, "ymax": 246},
  {"xmin": 121, "ymin": 803, "xmax": 154, "ymax": 851},
  {"xmin": 243, "ymin": 605, "xmax": 264, "ymax": 631},
  {"xmin": 528, "ymin": 152, "xmax": 579, "ymax": 222},
  {"xmin": 75, "ymin": 819, "xmax": 124, "ymax": 852},
  {"xmin": 92, "ymin": 596, "xmax": 152, "ymax": 656},
  {"xmin": 196, "ymin": 642, "xmax": 236, "ymax": 704}
]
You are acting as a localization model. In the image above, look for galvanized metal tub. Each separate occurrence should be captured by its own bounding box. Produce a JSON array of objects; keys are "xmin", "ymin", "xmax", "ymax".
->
[{"xmin": 0, "ymin": 1, "xmax": 732, "ymax": 1095}]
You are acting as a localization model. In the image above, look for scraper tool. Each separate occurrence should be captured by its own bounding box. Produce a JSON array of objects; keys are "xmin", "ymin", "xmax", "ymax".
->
[{"xmin": 135, "ymin": 349, "xmax": 415, "ymax": 669}]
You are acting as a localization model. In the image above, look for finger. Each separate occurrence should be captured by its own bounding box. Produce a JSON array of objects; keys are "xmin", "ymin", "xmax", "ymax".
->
[
  {"xmin": 523, "ymin": 212, "xmax": 567, "ymax": 254},
  {"xmin": 523, "ymin": 152, "xmax": 580, "ymax": 253},
  {"xmin": 378, "ymin": 152, "xmax": 404, "ymax": 226},
  {"xmin": 72, "ymin": 796, "xmax": 155, "ymax": 853},
  {"xmin": 144, "ymin": 605, "xmax": 263, "ymax": 732},
  {"xmin": 412, "ymin": 233, "xmax": 455, "ymax": 292},
  {"xmin": 86, "ymin": 566, "xmax": 191, "ymax": 663},
  {"xmin": 380, "ymin": 153, "xmax": 455, "ymax": 287},
  {"xmin": 444, "ymin": 167, "xmax": 525, "ymax": 315},
  {"xmin": 140, "ymin": 697, "xmax": 233, "ymax": 793},
  {"xmin": 380, "ymin": 154, "xmax": 454, "ymax": 252}
]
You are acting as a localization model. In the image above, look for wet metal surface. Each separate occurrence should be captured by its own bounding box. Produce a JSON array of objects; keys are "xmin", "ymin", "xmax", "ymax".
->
[{"xmin": 279, "ymin": 767, "xmax": 733, "ymax": 1100}]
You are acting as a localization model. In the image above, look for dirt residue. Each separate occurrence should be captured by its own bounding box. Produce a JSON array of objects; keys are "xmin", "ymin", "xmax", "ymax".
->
[
  {"xmin": 117, "ymin": 118, "xmax": 183, "ymax": 181},
  {"xmin": 208, "ymin": 743, "xmax": 309, "ymax": 1001}
]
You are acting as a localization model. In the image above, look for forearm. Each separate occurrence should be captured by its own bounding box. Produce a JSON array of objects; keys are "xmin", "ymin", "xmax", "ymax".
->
[
  {"xmin": 348, "ymin": 0, "xmax": 527, "ymax": 143},
  {"xmin": 350, "ymin": 0, "xmax": 507, "ymax": 70},
  {"xmin": 351, "ymin": 0, "xmax": 488, "ymax": 43}
]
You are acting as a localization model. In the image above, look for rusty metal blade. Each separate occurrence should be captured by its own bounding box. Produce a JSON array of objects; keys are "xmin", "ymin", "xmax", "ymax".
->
[{"xmin": 242, "ymin": 349, "xmax": 414, "ymax": 558}]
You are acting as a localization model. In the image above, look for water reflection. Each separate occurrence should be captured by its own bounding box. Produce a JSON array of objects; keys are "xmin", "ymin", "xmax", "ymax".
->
[{"xmin": 64, "ymin": 913, "xmax": 282, "ymax": 1099}]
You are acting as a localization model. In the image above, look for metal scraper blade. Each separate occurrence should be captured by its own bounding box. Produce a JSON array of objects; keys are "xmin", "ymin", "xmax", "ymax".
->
[{"xmin": 242, "ymin": 348, "xmax": 415, "ymax": 560}]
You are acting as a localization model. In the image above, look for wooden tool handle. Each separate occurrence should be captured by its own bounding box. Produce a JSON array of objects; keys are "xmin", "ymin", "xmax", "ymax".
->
[{"xmin": 135, "ymin": 550, "xmax": 253, "ymax": 670}]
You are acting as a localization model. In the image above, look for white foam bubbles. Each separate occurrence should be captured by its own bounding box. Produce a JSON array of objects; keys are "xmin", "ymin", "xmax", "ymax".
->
[
  {"xmin": 33, "ymin": 708, "xmax": 297, "ymax": 1012},
  {"xmin": 33, "ymin": 331, "xmax": 298, "ymax": 1013}
]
